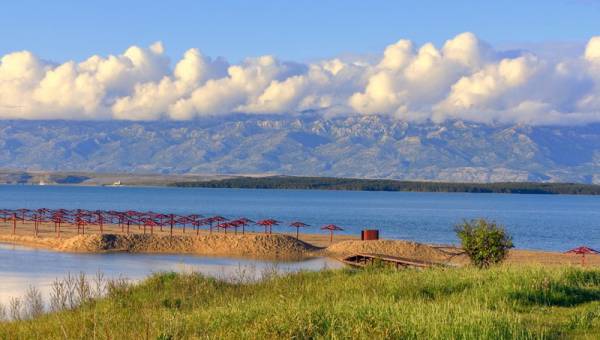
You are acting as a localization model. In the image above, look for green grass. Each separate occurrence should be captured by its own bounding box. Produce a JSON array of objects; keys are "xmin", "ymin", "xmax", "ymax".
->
[{"xmin": 1, "ymin": 266, "xmax": 600, "ymax": 339}]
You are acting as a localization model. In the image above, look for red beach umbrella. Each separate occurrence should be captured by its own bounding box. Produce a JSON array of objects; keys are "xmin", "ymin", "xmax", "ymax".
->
[
  {"xmin": 228, "ymin": 220, "xmax": 244, "ymax": 234},
  {"xmin": 565, "ymin": 246, "xmax": 600, "ymax": 266},
  {"xmin": 142, "ymin": 218, "xmax": 160, "ymax": 235},
  {"xmin": 289, "ymin": 221, "xmax": 309, "ymax": 239},
  {"xmin": 234, "ymin": 218, "xmax": 255, "ymax": 234},
  {"xmin": 75, "ymin": 216, "xmax": 88, "ymax": 235},
  {"xmin": 257, "ymin": 219, "xmax": 280, "ymax": 234},
  {"xmin": 153, "ymin": 213, "xmax": 171, "ymax": 232},
  {"xmin": 217, "ymin": 222, "xmax": 232, "ymax": 234},
  {"xmin": 209, "ymin": 216, "xmax": 228, "ymax": 234},
  {"xmin": 321, "ymin": 224, "xmax": 344, "ymax": 243},
  {"xmin": 17, "ymin": 208, "xmax": 30, "ymax": 224}
]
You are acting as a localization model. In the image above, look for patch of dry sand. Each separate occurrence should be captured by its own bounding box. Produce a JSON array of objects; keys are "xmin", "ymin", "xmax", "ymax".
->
[
  {"xmin": 0, "ymin": 221, "xmax": 598, "ymax": 266},
  {"xmin": 1, "ymin": 233, "xmax": 319, "ymax": 259},
  {"xmin": 325, "ymin": 240, "xmax": 455, "ymax": 263}
]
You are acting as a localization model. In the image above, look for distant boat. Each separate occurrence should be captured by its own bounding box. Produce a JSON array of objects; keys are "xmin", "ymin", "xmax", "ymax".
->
[
  {"xmin": 110, "ymin": 180, "xmax": 122, "ymax": 186},
  {"xmin": 38, "ymin": 180, "xmax": 46, "ymax": 186}
]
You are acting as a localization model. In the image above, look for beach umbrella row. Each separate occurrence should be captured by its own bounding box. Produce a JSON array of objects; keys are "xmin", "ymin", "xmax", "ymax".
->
[{"xmin": 0, "ymin": 208, "xmax": 345, "ymax": 241}]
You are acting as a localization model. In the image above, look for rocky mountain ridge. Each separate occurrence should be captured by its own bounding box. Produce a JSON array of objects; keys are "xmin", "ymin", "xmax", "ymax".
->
[{"xmin": 1, "ymin": 115, "xmax": 599, "ymax": 183}]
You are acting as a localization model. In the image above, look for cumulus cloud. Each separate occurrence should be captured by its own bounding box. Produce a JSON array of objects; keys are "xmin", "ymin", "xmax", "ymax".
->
[{"xmin": 1, "ymin": 33, "xmax": 600, "ymax": 125}]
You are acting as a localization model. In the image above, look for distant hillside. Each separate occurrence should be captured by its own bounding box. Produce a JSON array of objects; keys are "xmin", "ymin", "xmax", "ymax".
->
[
  {"xmin": 1, "ymin": 115, "xmax": 600, "ymax": 183},
  {"xmin": 172, "ymin": 176, "xmax": 600, "ymax": 195}
]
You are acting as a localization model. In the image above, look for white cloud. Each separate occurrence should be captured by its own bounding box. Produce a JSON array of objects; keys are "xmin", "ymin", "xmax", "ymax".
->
[
  {"xmin": 1, "ymin": 33, "xmax": 600, "ymax": 125},
  {"xmin": 585, "ymin": 36, "xmax": 600, "ymax": 62}
]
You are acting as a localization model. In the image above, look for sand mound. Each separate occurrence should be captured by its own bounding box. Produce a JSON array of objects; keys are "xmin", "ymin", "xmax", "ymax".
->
[
  {"xmin": 58, "ymin": 233, "xmax": 318, "ymax": 258},
  {"xmin": 325, "ymin": 240, "xmax": 456, "ymax": 263},
  {"xmin": 0, "ymin": 234, "xmax": 62, "ymax": 249}
]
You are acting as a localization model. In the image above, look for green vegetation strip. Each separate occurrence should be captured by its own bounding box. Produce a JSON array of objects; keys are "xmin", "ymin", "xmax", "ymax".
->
[
  {"xmin": 172, "ymin": 176, "xmax": 600, "ymax": 195},
  {"xmin": 2, "ymin": 266, "xmax": 600, "ymax": 339}
]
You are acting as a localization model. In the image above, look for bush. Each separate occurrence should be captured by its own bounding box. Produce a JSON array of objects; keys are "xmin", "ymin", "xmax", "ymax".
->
[{"xmin": 455, "ymin": 219, "xmax": 514, "ymax": 268}]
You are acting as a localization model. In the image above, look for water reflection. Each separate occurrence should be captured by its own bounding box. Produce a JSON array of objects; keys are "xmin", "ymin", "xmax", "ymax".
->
[{"xmin": 0, "ymin": 242, "xmax": 343, "ymax": 306}]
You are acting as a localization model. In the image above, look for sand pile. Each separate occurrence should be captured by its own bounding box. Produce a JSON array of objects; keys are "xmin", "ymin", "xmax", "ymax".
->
[
  {"xmin": 3, "ymin": 231, "xmax": 597, "ymax": 266},
  {"xmin": 57, "ymin": 233, "xmax": 318, "ymax": 258},
  {"xmin": 0, "ymin": 234, "xmax": 62, "ymax": 249},
  {"xmin": 325, "ymin": 240, "xmax": 456, "ymax": 263}
]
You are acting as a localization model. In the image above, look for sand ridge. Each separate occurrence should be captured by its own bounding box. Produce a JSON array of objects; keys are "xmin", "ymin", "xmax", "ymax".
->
[
  {"xmin": 325, "ymin": 240, "xmax": 456, "ymax": 263},
  {"xmin": 0, "ymin": 232, "xmax": 459, "ymax": 263},
  {"xmin": 0, "ymin": 228, "xmax": 598, "ymax": 266},
  {"xmin": 0, "ymin": 233, "xmax": 320, "ymax": 259}
]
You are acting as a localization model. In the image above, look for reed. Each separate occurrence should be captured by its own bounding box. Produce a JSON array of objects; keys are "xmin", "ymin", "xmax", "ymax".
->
[{"xmin": 0, "ymin": 266, "xmax": 599, "ymax": 339}]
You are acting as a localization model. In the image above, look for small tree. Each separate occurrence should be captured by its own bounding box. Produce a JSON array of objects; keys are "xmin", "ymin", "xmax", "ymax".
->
[{"xmin": 455, "ymin": 219, "xmax": 514, "ymax": 268}]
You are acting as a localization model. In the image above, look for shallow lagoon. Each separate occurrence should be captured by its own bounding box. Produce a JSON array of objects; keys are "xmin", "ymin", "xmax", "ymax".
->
[{"xmin": 0, "ymin": 243, "xmax": 342, "ymax": 306}]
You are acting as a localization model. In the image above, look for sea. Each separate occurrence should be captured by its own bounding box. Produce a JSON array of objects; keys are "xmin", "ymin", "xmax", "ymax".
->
[{"xmin": 0, "ymin": 184, "xmax": 598, "ymax": 252}]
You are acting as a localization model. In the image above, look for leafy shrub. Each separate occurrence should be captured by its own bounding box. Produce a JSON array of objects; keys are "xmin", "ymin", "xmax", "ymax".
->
[{"xmin": 455, "ymin": 219, "xmax": 514, "ymax": 268}]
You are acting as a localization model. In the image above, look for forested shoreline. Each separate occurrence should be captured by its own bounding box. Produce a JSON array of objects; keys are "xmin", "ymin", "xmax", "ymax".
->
[{"xmin": 171, "ymin": 176, "xmax": 600, "ymax": 195}]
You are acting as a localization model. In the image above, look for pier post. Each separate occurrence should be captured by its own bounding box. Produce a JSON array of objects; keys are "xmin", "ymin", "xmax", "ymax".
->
[{"xmin": 98, "ymin": 213, "xmax": 103, "ymax": 235}]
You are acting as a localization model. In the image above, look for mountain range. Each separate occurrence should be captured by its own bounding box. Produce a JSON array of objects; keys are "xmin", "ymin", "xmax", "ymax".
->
[{"xmin": 1, "ymin": 115, "xmax": 599, "ymax": 183}]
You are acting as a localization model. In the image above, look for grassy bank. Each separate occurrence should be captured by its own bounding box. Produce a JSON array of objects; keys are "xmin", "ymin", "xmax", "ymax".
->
[{"xmin": 1, "ymin": 266, "xmax": 600, "ymax": 339}]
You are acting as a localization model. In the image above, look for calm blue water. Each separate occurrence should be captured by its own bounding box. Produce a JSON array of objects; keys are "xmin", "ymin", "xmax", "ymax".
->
[
  {"xmin": 0, "ymin": 243, "xmax": 341, "ymax": 305},
  {"xmin": 0, "ymin": 185, "xmax": 599, "ymax": 251}
]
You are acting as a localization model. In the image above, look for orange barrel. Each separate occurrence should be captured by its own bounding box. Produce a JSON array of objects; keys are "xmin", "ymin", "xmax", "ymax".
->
[{"xmin": 361, "ymin": 229, "xmax": 379, "ymax": 240}]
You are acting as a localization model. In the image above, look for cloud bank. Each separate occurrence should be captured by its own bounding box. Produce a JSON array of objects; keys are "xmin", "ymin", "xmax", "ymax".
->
[{"xmin": 1, "ymin": 33, "xmax": 600, "ymax": 125}]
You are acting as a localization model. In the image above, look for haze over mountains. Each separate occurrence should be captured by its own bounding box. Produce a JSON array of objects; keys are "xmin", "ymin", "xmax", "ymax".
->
[{"xmin": 1, "ymin": 115, "xmax": 599, "ymax": 183}]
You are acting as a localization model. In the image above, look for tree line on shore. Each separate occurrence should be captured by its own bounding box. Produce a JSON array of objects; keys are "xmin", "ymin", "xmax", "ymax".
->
[{"xmin": 171, "ymin": 176, "xmax": 600, "ymax": 195}]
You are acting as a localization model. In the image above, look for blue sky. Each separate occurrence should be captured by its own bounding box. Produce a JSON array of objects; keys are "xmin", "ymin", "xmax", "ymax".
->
[
  {"xmin": 1, "ymin": 0, "xmax": 598, "ymax": 62},
  {"xmin": 2, "ymin": 1, "xmax": 600, "ymax": 125}
]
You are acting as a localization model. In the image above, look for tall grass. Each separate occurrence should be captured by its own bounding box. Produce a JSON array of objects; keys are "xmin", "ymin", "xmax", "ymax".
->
[
  {"xmin": 1, "ymin": 266, "xmax": 599, "ymax": 339},
  {"xmin": 0, "ymin": 272, "xmax": 129, "ymax": 322}
]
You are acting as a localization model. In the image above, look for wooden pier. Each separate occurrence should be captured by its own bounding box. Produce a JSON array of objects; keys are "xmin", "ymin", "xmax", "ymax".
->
[{"xmin": 341, "ymin": 253, "xmax": 446, "ymax": 269}]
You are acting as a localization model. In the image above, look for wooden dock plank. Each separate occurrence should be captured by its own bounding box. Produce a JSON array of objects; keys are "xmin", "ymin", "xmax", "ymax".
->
[{"xmin": 341, "ymin": 253, "xmax": 445, "ymax": 269}]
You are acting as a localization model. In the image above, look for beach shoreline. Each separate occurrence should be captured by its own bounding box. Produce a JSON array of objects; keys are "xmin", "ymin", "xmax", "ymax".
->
[{"xmin": 0, "ymin": 221, "xmax": 598, "ymax": 266}]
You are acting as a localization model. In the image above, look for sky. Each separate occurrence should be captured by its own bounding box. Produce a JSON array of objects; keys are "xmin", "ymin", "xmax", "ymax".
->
[
  {"xmin": 0, "ymin": 1, "xmax": 600, "ymax": 125},
  {"xmin": 1, "ymin": 0, "xmax": 598, "ymax": 62}
]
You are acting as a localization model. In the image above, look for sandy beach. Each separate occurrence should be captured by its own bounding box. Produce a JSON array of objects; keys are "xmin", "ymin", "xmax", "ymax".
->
[{"xmin": 0, "ymin": 220, "xmax": 598, "ymax": 266}]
